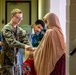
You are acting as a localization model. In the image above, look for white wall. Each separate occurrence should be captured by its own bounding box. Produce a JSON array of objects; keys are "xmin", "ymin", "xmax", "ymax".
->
[{"xmin": 50, "ymin": 0, "xmax": 66, "ymax": 42}]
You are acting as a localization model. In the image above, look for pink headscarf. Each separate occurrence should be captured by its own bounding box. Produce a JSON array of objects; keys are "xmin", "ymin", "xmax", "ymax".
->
[{"xmin": 33, "ymin": 12, "xmax": 66, "ymax": 75}]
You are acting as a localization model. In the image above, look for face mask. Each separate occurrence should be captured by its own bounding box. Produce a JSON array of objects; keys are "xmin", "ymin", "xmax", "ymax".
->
[
  {"xmin": 45, "ymin": 24, "xmax": 48, "ymax": 30},
  {"xmin": 35, "ymin": 32, "xmax": 40, "ymax": 35}
]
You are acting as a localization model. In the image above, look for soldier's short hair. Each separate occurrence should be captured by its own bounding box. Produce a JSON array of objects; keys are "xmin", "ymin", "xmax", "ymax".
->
[{"xmin": 11, "ymin": 8, "xmax": 23, "ymax": 16}]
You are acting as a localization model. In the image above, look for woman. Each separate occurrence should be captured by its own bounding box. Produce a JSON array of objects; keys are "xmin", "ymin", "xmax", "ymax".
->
[{"xmin": 33, "ymin": 12, "xmax": 66, "ymax": 75}]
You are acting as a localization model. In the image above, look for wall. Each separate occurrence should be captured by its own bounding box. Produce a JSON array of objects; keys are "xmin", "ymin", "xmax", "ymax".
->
[
  {"xmin": 69, "ymin": 0, "xmax": 76, "ymax": 75},
  {"xmin": 31, "ymin": 0, "xmax": 37, "ymax": 24},
  {"xmin": 38, "ymin": 0, "xmax": 50, "ymax": 19},
  {"xmin": 66, "ymin": 0, "xmax": 70, "ymax": 74},
  {"xmin": 0, "ymin": 0, "xmax": 5, "ymax": 31},
  {"xmin": 50, "ymin": 0, "xmax": 66, "ymax": 43}
]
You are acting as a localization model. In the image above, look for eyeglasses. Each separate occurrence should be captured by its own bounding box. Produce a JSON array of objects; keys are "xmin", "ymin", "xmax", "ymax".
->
[{"xmin": 14, "ymin": 16, "xmax": 23, "ymax": 20}]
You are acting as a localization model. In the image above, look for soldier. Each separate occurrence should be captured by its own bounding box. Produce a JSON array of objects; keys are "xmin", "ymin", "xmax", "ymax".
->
[{"xmin": 1, "ymin": 8, "xmax": 32, "ymax": 75}]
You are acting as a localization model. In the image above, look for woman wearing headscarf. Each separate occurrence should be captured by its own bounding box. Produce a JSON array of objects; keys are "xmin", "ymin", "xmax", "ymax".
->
[{"xmin": 33, "ymin": 12, "xmax": 66, "ymax": 75}]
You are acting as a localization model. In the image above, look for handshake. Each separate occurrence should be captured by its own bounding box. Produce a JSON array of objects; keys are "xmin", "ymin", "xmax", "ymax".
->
[
  {"xmin": 25, "ymin": 45, "xmax": 36, "ymax": 51},
  {"xmin": 25, "ymin": 45, "xmax": 36, "ymax": 59}
]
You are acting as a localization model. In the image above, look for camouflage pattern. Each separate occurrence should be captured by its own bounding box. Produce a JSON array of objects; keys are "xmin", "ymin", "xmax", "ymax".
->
[
  {"xmin": 1, "ymin": 23, "xmax": 30, "ymax": 75},
  {"xmin": 2, "ymin": 66, "xmax": 14, "ymax": 75}
]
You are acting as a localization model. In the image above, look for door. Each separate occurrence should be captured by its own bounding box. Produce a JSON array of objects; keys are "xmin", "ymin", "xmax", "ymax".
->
[{"xmin": 5, "ymin": 1, "xmax": 31, "ymax": 25}]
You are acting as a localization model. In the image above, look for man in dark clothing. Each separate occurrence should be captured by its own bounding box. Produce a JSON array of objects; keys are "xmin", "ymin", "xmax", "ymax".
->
[{"xmin": 25, "ymin": 20, "xmax": 46, "ymax": 47}]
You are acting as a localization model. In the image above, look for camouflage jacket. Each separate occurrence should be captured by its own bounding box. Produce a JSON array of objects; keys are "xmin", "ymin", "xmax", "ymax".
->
[{"xmin": 1, "ymin": 23, "xmax": 29, "ymax": 66}]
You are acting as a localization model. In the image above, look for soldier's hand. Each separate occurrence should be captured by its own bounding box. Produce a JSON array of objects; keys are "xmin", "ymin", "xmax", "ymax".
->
[{"xmin": 25, "ymin": 45, "xmax": 33, "ymax": 51}]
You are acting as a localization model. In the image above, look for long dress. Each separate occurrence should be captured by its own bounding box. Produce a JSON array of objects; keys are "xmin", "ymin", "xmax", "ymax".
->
[{"xmin": 50, "ymin": 54, "xmax": 65, "ymax": 75}]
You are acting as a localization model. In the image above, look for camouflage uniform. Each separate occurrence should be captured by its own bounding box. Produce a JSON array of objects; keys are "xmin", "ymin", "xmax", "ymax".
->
[{"xmin": 1, "ymin": 23, "xmax": 29, "ymax": 75}]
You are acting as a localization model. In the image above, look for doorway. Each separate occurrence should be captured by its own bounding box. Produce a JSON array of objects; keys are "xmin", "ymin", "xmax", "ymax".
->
[{"xmin": 5, "ymin": 1, "xmax": 31, "ymax": 25}]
